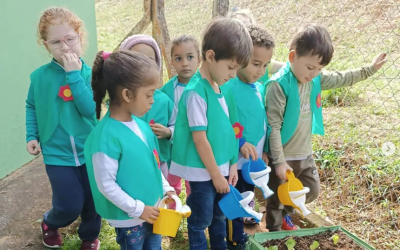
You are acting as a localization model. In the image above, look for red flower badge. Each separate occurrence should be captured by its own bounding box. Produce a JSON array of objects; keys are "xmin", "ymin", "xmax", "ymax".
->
[
  {"xmin": 316, "ymin": 93, "xmax": 322, "ymax": 108},
  {"xmin": 58, "ymin": 85, "xmax": 73, "ymax": 101},
  {"xmin": 149, "ymin": 119, "xmax": 155, "ymax": 125},
  {"xmin": 232, "ymin": 122, "xmax": 244, "ymax": 139},
  {"xmin": 153, "ymin": 149, "xmax": 160, "ymax": 168}
]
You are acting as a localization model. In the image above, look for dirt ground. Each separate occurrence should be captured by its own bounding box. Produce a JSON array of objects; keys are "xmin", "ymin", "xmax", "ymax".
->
[{"xmin": 0, "ymin": 157, "xmax": 81, "ymax": 250}]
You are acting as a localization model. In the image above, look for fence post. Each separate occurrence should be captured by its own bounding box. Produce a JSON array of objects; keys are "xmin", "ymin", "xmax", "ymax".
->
[
  {"xmin": 212, "ymin": 0, "xmax": 229, "ymax": 18},
  {"xmin": 114, "ymin": 0, "xmax": 151, "ymax": 51}
]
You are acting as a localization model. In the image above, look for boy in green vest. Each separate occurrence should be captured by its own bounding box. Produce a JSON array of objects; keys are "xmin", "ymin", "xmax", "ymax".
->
[
  {"xmin": 169, "ymin": 18, "xmax": 253, "ymax": 250},
  {"xmin": 222, "ymin": 24, "xmax": 275, "ymax": 250},
  {"xmin": 265, "ymin": 24, "xmax": 387, "ymax": 231}
]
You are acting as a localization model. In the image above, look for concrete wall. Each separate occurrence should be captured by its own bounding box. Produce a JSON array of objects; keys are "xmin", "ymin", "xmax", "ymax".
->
[{"xmin": 0, "ymin": 0, "xmax": 98, "ymax": 179}]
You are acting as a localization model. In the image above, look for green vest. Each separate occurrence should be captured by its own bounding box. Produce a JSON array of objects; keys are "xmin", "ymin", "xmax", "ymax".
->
[
  {"xmin": 161, "ymin": 76, "xmax": 177, "ymax": 102},
  {"xmin": 222, "ymin": 78, "xmax": 269, "ymax": 151},
  {"xmin": 172, "ymin": 71, "xmax": 239, "ymax": 168},
  {"xmin": 31, "ymin": 59, "xmax": 96, "ymax": 144},
  {"xmin": 266, "ymin": 62, "xmax": 324, "ymax": 145},
  {"xmin": 85, "ymin": 114, "xmax": 163, "ymax": 220},
  {"xmin": 139, "ymin": 89, "xmax": 173, "ymax": 162}
]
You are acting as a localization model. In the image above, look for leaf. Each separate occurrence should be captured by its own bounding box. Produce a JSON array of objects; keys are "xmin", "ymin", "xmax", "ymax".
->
[
  {"xmin": 332, "ymin": 234, "xmax": 339, "ymax": 245},
  {"xmin": 310, "ymin": 241, "xmax": 319, "ymax": 250},
  {"xmin": 286, "ymin": 238, "xmax": 296, "ymax": 250},
  {"xmin": 266, "ymin": 246, "xmax": 278, "ymax": 250}
]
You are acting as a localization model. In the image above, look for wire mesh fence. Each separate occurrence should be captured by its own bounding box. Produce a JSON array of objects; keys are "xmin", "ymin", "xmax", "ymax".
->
[{"xmin": 95, "ymin": 0, "xmax": 400, "ymax": 248}]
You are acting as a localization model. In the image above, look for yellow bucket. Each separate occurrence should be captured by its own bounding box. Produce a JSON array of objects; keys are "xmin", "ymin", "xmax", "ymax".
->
[
  {"xmin": 153, "ymin": 195, "xmax": 191, "ymax": 237},
  {"xmin": 277, "ymin": 171, "xmax": 303, "ymax": 208}
]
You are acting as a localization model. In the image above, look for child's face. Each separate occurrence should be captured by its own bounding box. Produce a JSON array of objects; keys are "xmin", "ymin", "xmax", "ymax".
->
[
  {"xmin": 237, "ymin": 46, "xmax": 273, "ymax": 84},
  {"xmin": 290, "ymin": 52, "xmax": 325, "ymax": 84},
  {"xmin": 130, "ymin": 44, "xmax": 157, "ymax": 64},
  {"xmin": 44, "ymin": 21, "xmax": 81, "ymax": 65},
  {"xmin": 172, "ymin": 42, "xmax": 200, "ymax": 83},
  {"xmin": 127, "ymin": 75, "xmax": 160, "ymax": 117},
  {"xmin": 208, "ymin": 55, "xmax": 241, "ymax": 86}
]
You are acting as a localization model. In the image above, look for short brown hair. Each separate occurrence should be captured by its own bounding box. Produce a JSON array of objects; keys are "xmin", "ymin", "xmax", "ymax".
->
[
  {"xmin": 201, "ymin": 18, "xmax": 253, "ymax": 67},
  {"xmin": 289, "ymin": 24, "xmax": 334, "ymax": 66},
  {"xmin": 91, "ymin": 51, "xmax": 159, "ymax": 119},
  {"xmin": 171, "ymin": 35, "xmax": 200, "ymax": 59},
  {"xmin": 247, "ymin": 25, "xmax": 275, "ymax": 49}
]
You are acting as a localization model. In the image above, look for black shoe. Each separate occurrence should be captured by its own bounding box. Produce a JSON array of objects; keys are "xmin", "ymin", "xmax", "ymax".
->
[{"xmin": 227, "ymin": 241, "xmax": 247, "ymax": 250}]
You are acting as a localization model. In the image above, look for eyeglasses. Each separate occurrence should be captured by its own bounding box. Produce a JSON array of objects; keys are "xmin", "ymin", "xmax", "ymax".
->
[{"xmin": 44, "ymin": 35, "xmax": 80, "ymax": 49}]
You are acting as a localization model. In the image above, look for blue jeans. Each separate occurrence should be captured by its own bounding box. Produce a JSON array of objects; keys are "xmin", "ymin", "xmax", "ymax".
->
[
  {"xmin": 115, "ymin": 223, "xmax": 161, "ymax": 250},
  {"xmin": 226, "ymin": 170, "xmax": 253, "ymax": 245},
  {"xmin": 187, "ymin": 180, "xmax": 226, "ymax": 250},
  {"xmin": 44, "ymin": 164, "xmax": 101, "ymax": 241}
]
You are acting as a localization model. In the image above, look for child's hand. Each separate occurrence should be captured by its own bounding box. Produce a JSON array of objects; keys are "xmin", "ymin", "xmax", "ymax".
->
[
  {"xmin": 164, "ymin": 191, "xmax": 177, "ymax": 204},
  {"xmin": 150, "ymin": 123, "xmax": 171, "ymax": 139},
  {"xmin": 371, "ymin": 52, "xmax": 387, "ymax": 71},
  {"xmin": 139, "ymin": 206, "xmax": 160, "ymax": 224},
  {"xmin": 228, "ymin": 164, "xmax": 238, "ymax": 187},
  {"xmin": 27, "ymin": 140, "xmax": 41, "ymax": 155},
  {"xmin": 240, "ymin": 142, "xmax": 257, "ymax": 160},
  {"xmin": 262, "ymin": 152, "xmax": 269, "ymax": 166},
  {"xmin": 275, "ymin": 163, "xmax": 293, "ymax": 181},
  {"xmin": 212, "ymin": 174, "xmax": 230, "ymax": 194},
  {"xmin": 62, "ymin": 53, "xmax": 82, "ymax": 72}
]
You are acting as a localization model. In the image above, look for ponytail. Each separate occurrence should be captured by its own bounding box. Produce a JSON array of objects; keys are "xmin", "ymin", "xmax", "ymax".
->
[{"xmin": 91, "ymin": 51, "xmax": 107, "ymax": 119}]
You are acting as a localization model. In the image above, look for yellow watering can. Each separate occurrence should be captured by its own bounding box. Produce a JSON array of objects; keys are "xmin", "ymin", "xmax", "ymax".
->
[
  {"xmin": 153, "ymin": 195, "xmax": 191, "ymax": 237},
  {"xmin": 278, "ymin": 171, "xmax": 311, "ymax": 217}
]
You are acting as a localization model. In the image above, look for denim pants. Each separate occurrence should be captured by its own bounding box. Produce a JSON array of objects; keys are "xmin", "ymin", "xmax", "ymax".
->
[
  {"xmin": 44, "ymin": 164, "xmax": 101, "ymax": 241},
  {"xmin": 187, "ymin": 180, "xmax": 227, "ymax": 250},
  {"xmin": 115, "ymin": 223, "xmax": 161, "ymax": 250},
  {"xmin": 226, "ymin": 170, "xmax": 254, "ymax": 245}
]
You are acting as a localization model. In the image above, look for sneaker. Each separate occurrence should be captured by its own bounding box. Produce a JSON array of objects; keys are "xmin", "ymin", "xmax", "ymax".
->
[
  {"xmin": 81, "ymin": 239, "xmax": 101, "ymax": 250},
  {"xmin": 243, "ymin": 200, "xmax": 258, "ymax": 225},
  {"xmin": 281, "ymin": 214, "xmax": 298, "ymax": 230},
  {"xmin": 41, "ymin": 221, "xmax": 62, "ymax": 248}
]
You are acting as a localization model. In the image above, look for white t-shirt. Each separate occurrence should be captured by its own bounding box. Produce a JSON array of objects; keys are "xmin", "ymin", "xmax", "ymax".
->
[
  {"xmin": 92, "ymin": 120, "xmax": 174, "ymax": 228},
  {"xmin": 169, "ymin": 91, "xmax": 231, "ymax": 181}
]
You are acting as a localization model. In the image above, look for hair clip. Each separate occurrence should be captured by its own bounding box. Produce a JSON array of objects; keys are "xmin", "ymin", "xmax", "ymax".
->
[{"xmin": 102, "ymin": 51, "xmax": 111, "ymax": 60}]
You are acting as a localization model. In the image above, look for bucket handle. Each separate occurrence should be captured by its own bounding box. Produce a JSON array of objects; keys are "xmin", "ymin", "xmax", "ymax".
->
[
  {"xmin": 285, "ymin": 171, "xmax": 295, "ymax": 181},
  {"xmin": 158, "ymin": 195, "xmax": 182, "ymax": 212}
]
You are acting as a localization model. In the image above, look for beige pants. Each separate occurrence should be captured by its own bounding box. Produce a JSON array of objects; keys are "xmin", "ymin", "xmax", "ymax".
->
[{"xmin": 266, "ymin": 155, "xmax": 320, "ymax": 231}]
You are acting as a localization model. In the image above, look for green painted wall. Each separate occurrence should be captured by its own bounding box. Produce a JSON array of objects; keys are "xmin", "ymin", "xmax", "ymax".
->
[{"xmin": 0, "ymin": 0, "xmax": 98, "ymax": 179}]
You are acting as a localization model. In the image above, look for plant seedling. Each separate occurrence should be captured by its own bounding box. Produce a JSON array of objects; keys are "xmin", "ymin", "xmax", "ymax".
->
[
  {"xmin": 286, "ymin": 238, "xmax": 296, "ymax": 250},
  {"xmin": 332, "ymin": 234, "xmax": 339, "ymax": 245},
  {"xmin": 266, "ymin": 246, "xmax": 278, "ymax": 250},
  {"xmin": 310, "ymin": 241, "xmax": 319, "ymax": 250}
]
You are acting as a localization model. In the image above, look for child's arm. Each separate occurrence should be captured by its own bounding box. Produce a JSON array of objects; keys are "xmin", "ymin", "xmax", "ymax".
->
[
  {"xmin": 150, "ymin": 100, "xmax": 176, "ymax": 140},
  {"xmin": 167, "ymin": 105, "xmax": 178, "ymax": 140},
  {"xmin": 187, "ymin": 91, "xmax": 230, "ymax": 193},
  {"xmin": 265, "ymin": 82, "xmax": 293, "ymax": 180},
  {"xmin": 25, "ymin": 77, "xmax": 41, "ymax": 155},
  {"xmin": 92, "ymin": 152, "xmax": 159, "ymax": 222},
  {"xmin": 193, "ymin": 131, "xmax": 230, "ymax": 193},
  {"xmin": 320, "ymin": 52, "xmax": 387, "ymax": 90},
  {"xmin": 62, "ymin": 54, "xmax": 96, "ymax": 118}
]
